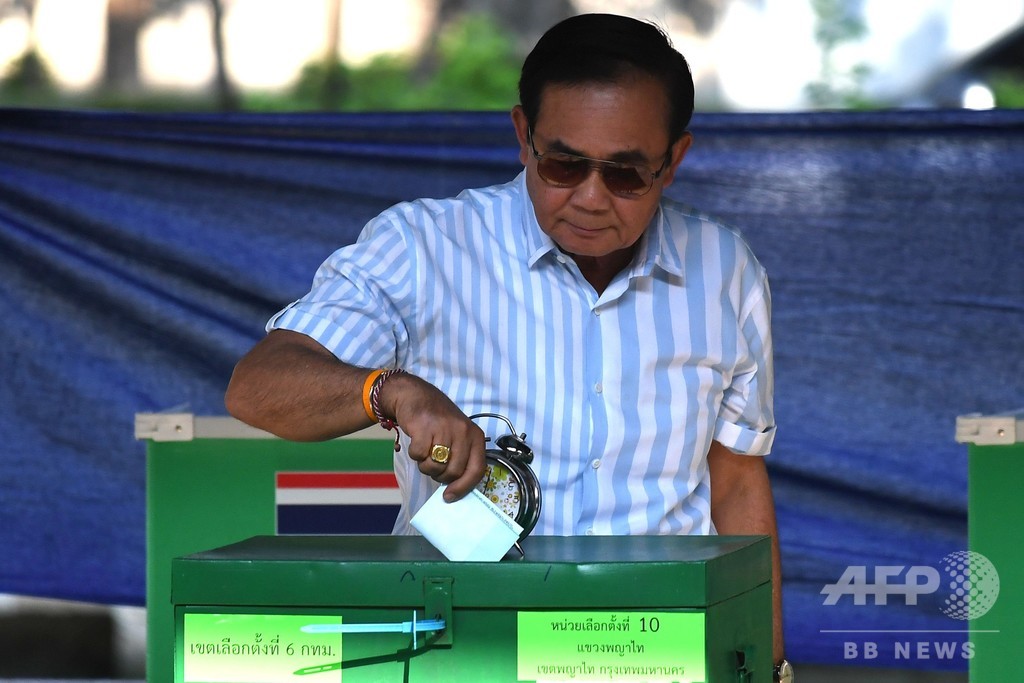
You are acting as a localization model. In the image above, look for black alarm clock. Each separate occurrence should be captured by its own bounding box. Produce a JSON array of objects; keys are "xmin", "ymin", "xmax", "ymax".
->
[{"xmin": 469, "ymin": 412, "xmax": 541, "ymax": 554}]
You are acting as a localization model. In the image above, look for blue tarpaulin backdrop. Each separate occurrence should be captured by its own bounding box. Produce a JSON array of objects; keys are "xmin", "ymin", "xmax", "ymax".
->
[{"xmin": 1, "ymin": 108, "xmax": 1022, "ymax": 670}]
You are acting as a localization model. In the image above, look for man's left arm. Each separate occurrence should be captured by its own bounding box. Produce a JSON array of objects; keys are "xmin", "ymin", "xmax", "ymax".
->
[{"xmin": 708, "ymin": 439, "xmax": 785, "ymax": 666}]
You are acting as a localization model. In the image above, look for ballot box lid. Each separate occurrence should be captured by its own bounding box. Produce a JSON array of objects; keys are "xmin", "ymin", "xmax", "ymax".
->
[{"xmin": 172, "ymin": 534, "xmax": 770, "ymax": 609}]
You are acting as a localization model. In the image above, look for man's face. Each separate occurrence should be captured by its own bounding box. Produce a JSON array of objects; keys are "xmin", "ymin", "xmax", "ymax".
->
[{"xmin": 512, "ymin": 76, "xmax": 692, "ymax": 273}]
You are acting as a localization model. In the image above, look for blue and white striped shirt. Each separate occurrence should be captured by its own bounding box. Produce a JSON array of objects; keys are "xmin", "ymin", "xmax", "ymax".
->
[{"xmin": 269, "ymin": 172, "xmax": 775, "ymax": 537}]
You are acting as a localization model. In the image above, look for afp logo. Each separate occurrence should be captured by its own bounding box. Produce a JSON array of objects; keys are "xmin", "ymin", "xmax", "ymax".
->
[{"xmin": 821, "ymin": 551, "xmax": 1000, "ymax": 619}]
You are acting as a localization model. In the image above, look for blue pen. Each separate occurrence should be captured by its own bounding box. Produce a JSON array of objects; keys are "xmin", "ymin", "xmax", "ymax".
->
[{"xmin": 294, "ymin": 661, "xmax": 343, "ymax": 676}]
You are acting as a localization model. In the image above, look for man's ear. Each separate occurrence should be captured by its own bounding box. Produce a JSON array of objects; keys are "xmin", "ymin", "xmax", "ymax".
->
[
  {"xmin": 659, "ymin": 132, "xmax": 694, "ymax": 189},
  {"xmin": 510, "ymin": 105, "xmax": 532, "ymax": 167}
]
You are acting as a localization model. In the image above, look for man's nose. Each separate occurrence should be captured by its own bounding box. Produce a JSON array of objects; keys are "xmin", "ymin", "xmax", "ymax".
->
[{"xmin": 572, "ymin": 166, "xmax": 613, "ymax": 208}]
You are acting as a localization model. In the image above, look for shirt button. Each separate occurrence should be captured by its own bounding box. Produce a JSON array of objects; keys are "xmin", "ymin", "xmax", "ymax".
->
[
  {"xmin": 594, "ymin": 308, "xmax": 601, "ymax": 316},
  {"xmin": 591, "ymin": 459, "xmax": 601, "ymax": 469},
  {"xmin": 585, "ymin": 528, "xmax": 594, "ymax": 536},
  {"xmin": 594, "ymin": 382, "xmax": 603, "ymax": 394}
]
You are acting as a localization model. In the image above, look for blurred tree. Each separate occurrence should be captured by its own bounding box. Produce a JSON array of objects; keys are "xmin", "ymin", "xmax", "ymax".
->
[
  {"xmin": 104, "ymin": 0, "xmax": 152, "ymax": 94},
  {"xmin": 992, "ymin": 71, "xmax": 1024, "ymax": 108},
  {"xmin": 289, "ymin": 11, "xmax": 521, "ymax": 112},
  {"xmin": 205, "ymin": 0, "xmax": 237, "ymax": 110},
  {"xmin": 424, "ymin": 0, "xmax": 574, "ymax": 65},
  {"xmin": 1, "ymin": 49, "xmax": 55, "ymax": 104},
  {"xmin": 0, "ymin": 0, "xmax": 35, "ymax": 33},
  {"xmin": 0, "ymin": 0, "xmax": 60, "ymax": 106},
  {"xmin": 149, "ymin": 0, "xmax": 237, "ymax": 109},
  {"xmin": 435, "ymin": 0, "xmax": 573, "ymax": 36},
  {"xmin": 667, "ymin": 0, "xmax": 730, "ymax": 34},
  {"xmin": 0, "ymin": 1, "xmax": 41, "ymax": 81},
  {"xmin": 805, "ymin": 0, "xmax": 872, "ymax": 108},
  {"xmin": 0, "ymin": 0, "xmax": 35, "ymax": 23},
  {"xmin": 101, "ymin": 0, "xmax": 237, "ymax": 109},
  {"xmin": 383, "ymin": 0, "xmax": 572, "ymax": 108},
  {"xmin": 318, "ymin": 0, "xmax": 347, "ymax": 110},
  {"xmin": 419, "ymin": 12, "xmax": 522, "ymax": 109}
]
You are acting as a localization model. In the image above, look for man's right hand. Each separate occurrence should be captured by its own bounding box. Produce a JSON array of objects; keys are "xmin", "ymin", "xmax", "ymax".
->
[
  {"xmin": 225, "ymin": 329, "xmax": 487, "ymax": 501},
  {"xmin": 376, "ymin": 372, "xmax": 487, "ymax": 502}
]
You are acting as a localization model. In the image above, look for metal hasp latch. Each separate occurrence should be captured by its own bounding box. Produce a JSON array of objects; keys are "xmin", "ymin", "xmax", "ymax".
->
[
  {"xmin": 424, "ymin": 576, "xmax": 454, "ymax": 646},
  {"xmin": 734, "ymin": 646, "xmax": 756, "ymax": 682}
]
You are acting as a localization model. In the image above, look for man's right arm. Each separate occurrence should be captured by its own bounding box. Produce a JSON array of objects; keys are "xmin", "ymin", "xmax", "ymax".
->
[
  {"xmin": 225, "ymin": 329, "xmax": 373, "ymax": 442},
  {"xmin": 224, "ymin": 329, "xmax": 487, "ymax": 499}
]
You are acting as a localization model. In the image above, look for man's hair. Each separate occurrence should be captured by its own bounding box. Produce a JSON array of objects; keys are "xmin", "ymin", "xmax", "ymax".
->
[{"xmin": 518, "ymin": 13, "xmax": 695, "ymax": 143}]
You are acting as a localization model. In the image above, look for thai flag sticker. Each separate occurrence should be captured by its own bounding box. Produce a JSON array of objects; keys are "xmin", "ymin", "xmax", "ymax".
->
[{"xmin": 275, "ymin": 471, "xmax": 401, "ymax": 535}]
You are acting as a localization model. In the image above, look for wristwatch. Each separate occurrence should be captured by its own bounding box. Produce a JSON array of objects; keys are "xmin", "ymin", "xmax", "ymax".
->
[
  {"xmin": 773, "ymin": 659, "xmax": 794, "ymax": 682},
  {"xmin": 469, "ymin": 412, "xmax": 541, "ymax": 553}
]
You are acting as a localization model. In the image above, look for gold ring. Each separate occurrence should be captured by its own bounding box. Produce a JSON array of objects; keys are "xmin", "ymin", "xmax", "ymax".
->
[{"xmin": 430, "ymin": 444, "xmax": 451, "ymax": 464}]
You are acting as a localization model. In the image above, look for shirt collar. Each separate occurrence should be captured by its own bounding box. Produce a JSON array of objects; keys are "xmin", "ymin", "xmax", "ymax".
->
[
  {"xmin": 517, "ymin": 171, "xmax": 685, "ymax": 282},
  {"xmin": 516, "ymin": 172, "xmax": 561, "ymax": 267},
  {"xmin": 632, "ymin": 206, "xmax": 685, "ymax": 281}
]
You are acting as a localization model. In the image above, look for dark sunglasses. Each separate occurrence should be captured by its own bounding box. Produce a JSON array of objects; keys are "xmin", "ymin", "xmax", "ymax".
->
[{"xmin": 528, "ymin": 128, "xmax": 671, "ymax": 197}]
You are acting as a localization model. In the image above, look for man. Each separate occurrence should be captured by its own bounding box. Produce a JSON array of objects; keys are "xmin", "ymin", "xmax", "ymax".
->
[{"xmin": 226, "ymin": 13, "xmax": 790, "ymax": 679}]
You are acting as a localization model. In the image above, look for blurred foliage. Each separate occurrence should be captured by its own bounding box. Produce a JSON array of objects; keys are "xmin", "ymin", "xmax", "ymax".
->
[
  {"xmin": 991, "ymin": 71, "xmax": 1024, "ymax": 109},
  {"xmin": 805, "ymin": 0, "xmax": 873, "ymax": 108},
  {"xmin": 809, "ymin": 0, "xmax": 866, "ymax": 52},
  {"xmin": 0, "ymin": 11, "xmax": 521, "ymax": 112},
  {"xmin": 0, "ymin": 49, "xmax": 58, "ymax": 106},
  {"xmin": 252, "ymin": 13, "xmax": 521, "ymax": 112},
  {"xmin": 421, "ymin": 13, "xmax": 522, "ymax": 109},
  {"xmin": 805, "ymin": 63, "xmax": 875, "ymax": 110}
]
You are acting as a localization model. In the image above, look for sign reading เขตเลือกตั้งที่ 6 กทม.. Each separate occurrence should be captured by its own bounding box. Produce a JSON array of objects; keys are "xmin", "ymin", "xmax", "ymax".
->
[
  {"xmin": 182, "ymin": 613, "xmax": 344, "ymax": 683},
  {"xmin": 517, "ymin": 611, "xmax": 706, "ymax": 682}
]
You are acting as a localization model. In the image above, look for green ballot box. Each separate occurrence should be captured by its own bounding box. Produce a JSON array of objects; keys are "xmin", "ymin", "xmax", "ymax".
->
[
  {"xmin": 171, "ymin": 534, "xmax": 772, "ymax": 683},
  {"xmin": 956, "ymin": 410, "xmax": 1024, "ymax": 682},
  {"xmin": 136, "ymin": 413, "xmax": 396, "ymax": 683}
]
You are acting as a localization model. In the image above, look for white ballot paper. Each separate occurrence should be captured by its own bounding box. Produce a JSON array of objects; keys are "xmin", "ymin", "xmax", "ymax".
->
[{"xmin": 410, "ymin": 486, "xmax": 523, "ymax": 561}]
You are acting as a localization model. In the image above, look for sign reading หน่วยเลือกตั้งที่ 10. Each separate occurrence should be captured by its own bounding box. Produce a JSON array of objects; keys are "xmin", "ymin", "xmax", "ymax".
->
[{"xmin": 517, "ymin": 611, "xmax": 706, "ymax": 682}]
